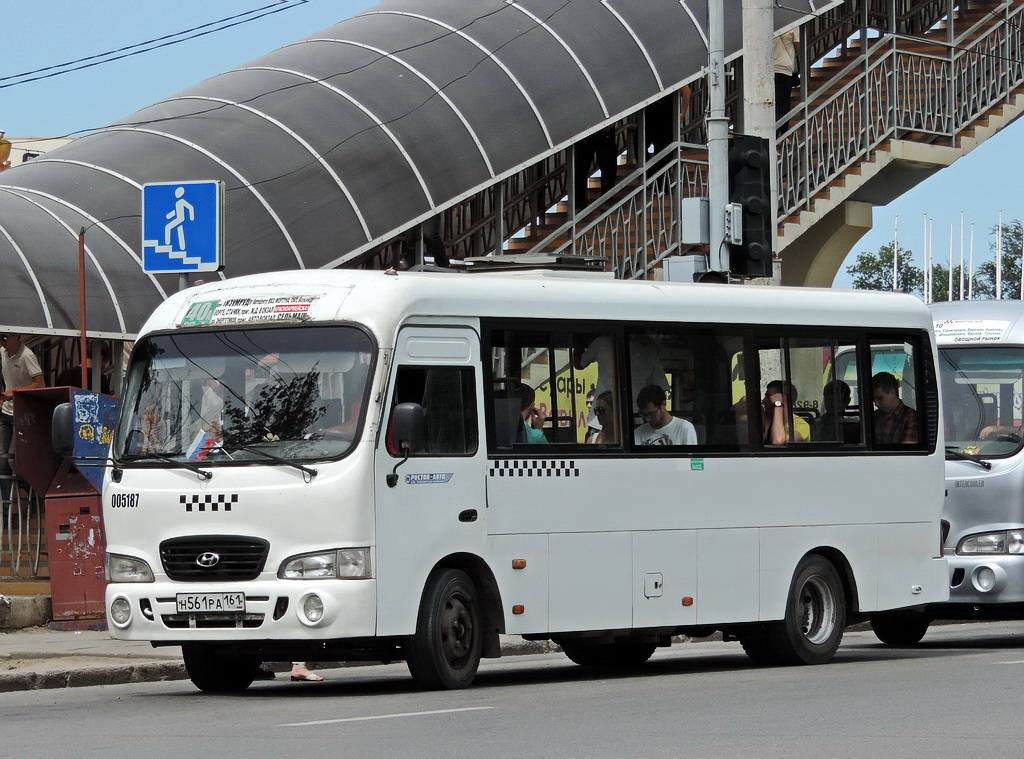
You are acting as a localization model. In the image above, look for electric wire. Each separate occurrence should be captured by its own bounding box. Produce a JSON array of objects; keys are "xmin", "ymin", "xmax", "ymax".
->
[{"xmin": 0, "ymin": 1, "xmax": 313, "ymax": 91}]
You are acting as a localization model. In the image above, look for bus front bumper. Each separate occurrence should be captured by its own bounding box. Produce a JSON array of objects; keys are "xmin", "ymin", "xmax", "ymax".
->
[
  {"xmin": 104, "ymin": 579, "xmax": 378, "ymax": 641},
  {"xmin": 943, "ymin": 554, "xmax": 1024, "ymax": 606}
]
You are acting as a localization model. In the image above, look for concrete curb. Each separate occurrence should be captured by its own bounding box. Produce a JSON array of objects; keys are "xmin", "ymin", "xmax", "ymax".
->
[{"xmin": 0, "ymin": 661, "xmax": 189, "ymax": 692}]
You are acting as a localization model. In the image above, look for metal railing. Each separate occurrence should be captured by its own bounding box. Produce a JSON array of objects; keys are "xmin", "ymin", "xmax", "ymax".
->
[
  {"xmin": 1, "ymin": 472, "xmax": 45, "ymax": 580},
  {"xmin": 780, "ymin": 0, "xmax": 1024, "ymax": 224}
]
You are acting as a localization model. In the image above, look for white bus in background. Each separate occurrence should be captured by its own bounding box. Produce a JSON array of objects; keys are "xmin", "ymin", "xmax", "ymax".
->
[
  {"xmin": 871, "ymin": 300, "xmax": 1024, "ymax": 644},
  {"xmin": 59, "ymin": 269, "xmax": 949, "ymax": 691}
]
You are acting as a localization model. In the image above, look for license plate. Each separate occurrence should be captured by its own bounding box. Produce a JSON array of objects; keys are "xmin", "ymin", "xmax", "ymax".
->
[{"xmin": 175, "ymin": 592, "xmax": 246, "ymax": 613}]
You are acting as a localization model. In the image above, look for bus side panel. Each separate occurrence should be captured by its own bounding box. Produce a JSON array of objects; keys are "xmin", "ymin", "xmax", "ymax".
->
[
  {"xmin": 488, "ymin": 534, "xmax": 550, "ymax": 635},
  {"xmin": 875, "ymin": 522, "xmax": 948, "ymax": 610},
  {"xmin": 758, "ymin": 525, "xmax": 879, "ymax": 620},
  {"xmin": 695, "ymin": 529, "xmax": 759, "ymax": 624},
  {"xmin": 632, "ymin": 530, "xmax": 698, "ymax": 628},
  {"xmin": 548, "ymin": 532, "xmax": 632, "ymax": 632}
]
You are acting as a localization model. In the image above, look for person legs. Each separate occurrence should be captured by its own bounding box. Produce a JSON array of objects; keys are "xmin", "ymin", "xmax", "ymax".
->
[
  {"xmin": 0, "ymin": 413, "xmax": 13, "ymax": 517},
  {"xmin": 291, "ymin": 661, "xmax": 324, "ymax": 682}
]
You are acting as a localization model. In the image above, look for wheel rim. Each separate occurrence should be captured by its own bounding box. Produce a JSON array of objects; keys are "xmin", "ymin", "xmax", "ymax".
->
[
  {"xmin": 797, "ymin": 574, "xmax": 837, "ymax": 645},
  {"xmin": 439, "ymin": 592, "xmax": 474, "ymax": 668}
]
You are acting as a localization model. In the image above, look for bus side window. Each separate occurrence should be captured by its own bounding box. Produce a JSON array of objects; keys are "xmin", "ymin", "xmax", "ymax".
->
[{"xmin": 387, "ymin": 366, "xmax": 477, "ymax": 456}]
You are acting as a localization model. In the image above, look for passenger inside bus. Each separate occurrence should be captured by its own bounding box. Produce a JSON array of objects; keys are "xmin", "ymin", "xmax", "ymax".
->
[
  {"xmin": 871, "ymin": 371, "xmax": 918, "ymax": 444},
  {"xmin": 814, "ymin": 379, "xmax": 853, "ymax": 442},
  {"xmin": 586, "ymin": 391, "xmax": 617, "ymax": 444},
  {"xmin": 519, "ymin": 385, "xmax": 548, "ymax": 443},
  {"xmin": 762, "ymin": 380, "xmax": 808, "ymax": 444},
  {"xmin": 634, "ymin": 384, "xmax": 697, "ymax": 445}
]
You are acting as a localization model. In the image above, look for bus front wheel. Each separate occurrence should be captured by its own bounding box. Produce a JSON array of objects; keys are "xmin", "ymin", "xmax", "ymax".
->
[
  {"xmin": 404, "ymin": 568, "xmax": 482, "ymax": 690},
  {"xmin": 870, "ymin": 610, "xmax": 930, "ymax": 645},
  {"xmin": 181, "ymin": 645, "xmax": 256, "ymax": 692}
]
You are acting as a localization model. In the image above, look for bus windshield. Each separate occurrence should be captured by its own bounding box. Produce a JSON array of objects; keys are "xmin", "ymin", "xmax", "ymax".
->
[
  {"xmin": 114, "ymin": 325, "xmax": 374, "ymax": 464},
  {"xmin": 940, "ymin": 346, "xmax": 1024, "ymax": 458}
]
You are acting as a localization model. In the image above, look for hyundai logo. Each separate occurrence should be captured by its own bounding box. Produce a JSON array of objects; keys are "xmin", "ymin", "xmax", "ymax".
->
[{"xmin": 196, "ymin": 552, "xmax": 221, "ymax": 568}]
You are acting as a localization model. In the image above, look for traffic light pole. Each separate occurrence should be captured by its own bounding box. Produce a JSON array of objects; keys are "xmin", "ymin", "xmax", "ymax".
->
[{"xmin": 707, "ymin": 0, "xmax": 729, "ymax": 274}]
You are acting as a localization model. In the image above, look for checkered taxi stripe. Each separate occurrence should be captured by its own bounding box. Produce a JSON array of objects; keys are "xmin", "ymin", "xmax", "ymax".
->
[
  {"xmin": 181, "ymin": 493, "xmax": 238, "ymax": 512},
  {"xmin": 489, "ymin": 460, "xmax": 580, "ymax": 478}
]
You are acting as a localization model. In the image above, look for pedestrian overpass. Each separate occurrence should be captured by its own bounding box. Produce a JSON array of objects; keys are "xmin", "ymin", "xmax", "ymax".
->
[{"xmin": 0, "ymin": 0, "xmax": 1021, "ymax": 333}]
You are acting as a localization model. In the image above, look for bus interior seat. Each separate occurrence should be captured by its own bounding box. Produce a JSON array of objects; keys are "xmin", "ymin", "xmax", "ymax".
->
[{"xmin": 493, "ymin": 395, "xmax": 522, "ymax": 450}]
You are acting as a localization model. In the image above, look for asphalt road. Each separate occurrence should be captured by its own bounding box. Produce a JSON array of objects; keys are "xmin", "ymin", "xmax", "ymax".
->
[{"xmin": 2, "ymin": 621, "xmax": 1021, "ymax": 759}]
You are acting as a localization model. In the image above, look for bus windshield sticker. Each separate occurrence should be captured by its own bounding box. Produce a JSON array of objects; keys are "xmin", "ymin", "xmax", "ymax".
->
[
  {"xmin": 934, "ymin": 319, "xmax": 1011, "ymax": 343},
  {"xmin": 690, "ymin": 459, "xmax": 705, "ymax": 471}
]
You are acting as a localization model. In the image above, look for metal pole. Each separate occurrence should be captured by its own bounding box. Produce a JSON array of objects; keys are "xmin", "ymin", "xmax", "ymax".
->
[
  {"xmin": 959, "ymin": 210, "xmax": 965, "ymax": 300},
  {"xmin": 996, "ymin": 209, "xmax": 1003, "ymax": 300},
  {"xmin": 893, "ymin": 215, "xmax": 899, "ymax": 290},
  {"xmin": 707, "ymin": 0, "xmax": 730, "ymax": 272},
  {"xmin": 78, "ymin": 228, "xmax": 88, "ymax": 390},
  {"xmin": 969, "ymin": 221, "xmax": 975, "ymax": 300}
]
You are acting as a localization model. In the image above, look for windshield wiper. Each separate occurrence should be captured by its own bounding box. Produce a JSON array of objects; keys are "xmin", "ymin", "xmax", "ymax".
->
[
  {"xmin": 945, "ymin": 446, "xmax": 992, "ymax": 470},
  {"xmin": 235, "ymin": 445, "xmax": 318, "ymax": 480},
  {"xmin": 121, "ymin": 452, "xmax": 213, "ymax": 480}
]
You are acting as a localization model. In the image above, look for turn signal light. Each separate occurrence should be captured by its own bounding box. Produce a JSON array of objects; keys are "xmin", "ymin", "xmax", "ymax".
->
[
  {"xmin": 682, "ymin": 597, "xmax": 694, "ymax": 606},
  {"xmin": 512, "ymin": 604, "xmax": 525, "ymax": 614},
  {"xmin": 512, "ymin": 559, "xmax": 527, "ymax": 569}
]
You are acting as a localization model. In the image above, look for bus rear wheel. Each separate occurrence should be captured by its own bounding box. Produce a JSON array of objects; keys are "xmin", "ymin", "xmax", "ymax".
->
[
  {"xmin": 182, "ymin": 645, "xmax": 256, "ymax": 692},
  {"xmin": 772, "ymin": 555, "xmax": 846, "ymax": 664},
  {"xmin": 561, "ymin": 640, "xmax": 657, "ymax": 667},
  {"xmin": 870, "ymin": 610, "xmax": 930, "ymax": 645},
  {"xmin": 404, "ymin": 568, "xmax": 482, "ymax": 690},
  {"xmin": 741, "ymin": 555, "xmax": 846, "ymax": 666}
]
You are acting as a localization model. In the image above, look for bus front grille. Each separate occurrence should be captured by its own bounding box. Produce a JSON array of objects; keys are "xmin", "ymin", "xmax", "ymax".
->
[{"xmin": 159, "ymin": 536, "xmax": 270, "ymax": 581}]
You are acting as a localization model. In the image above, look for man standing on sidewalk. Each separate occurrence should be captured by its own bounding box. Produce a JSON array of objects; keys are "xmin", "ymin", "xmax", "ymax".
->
[{"xmin": 1, "ymin": 334, "xmax": 44, "ymax": 512}]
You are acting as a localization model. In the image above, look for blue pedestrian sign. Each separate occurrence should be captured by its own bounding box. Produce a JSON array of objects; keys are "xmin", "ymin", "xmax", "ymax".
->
[{"xmin": 142, "ymin": 180, "xmax": 224, "ymax": 273}]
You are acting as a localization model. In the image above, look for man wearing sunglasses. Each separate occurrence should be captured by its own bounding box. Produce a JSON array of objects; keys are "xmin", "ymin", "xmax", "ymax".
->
[{"xmin": 0, "ymin": 334, "xmax": 44, "ymax": 509}]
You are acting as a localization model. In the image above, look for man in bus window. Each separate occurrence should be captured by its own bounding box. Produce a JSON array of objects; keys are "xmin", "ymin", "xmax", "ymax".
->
[
  {"xmin": 762, "ymin": 380, "xmax": 807, "ymax": 444},
  {"xmin": 814, "ymin": 379, "xmax": 851, "ymax": 441},
  {"xmin": 519, "ymin": 385, "xmax": 548, "ymax": 443},
  {"xmin": 634, "ymin": 385, "xmax": 696, "ymax": 446},
  {"xmin": 871, "ymin": 371, "xmax": 918, "ymax": 444}
]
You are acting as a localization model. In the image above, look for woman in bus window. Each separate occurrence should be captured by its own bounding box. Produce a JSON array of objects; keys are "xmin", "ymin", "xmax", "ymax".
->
[{"xmin": 586, "ymin": 391, "xmax": 617, "ymax": 444}]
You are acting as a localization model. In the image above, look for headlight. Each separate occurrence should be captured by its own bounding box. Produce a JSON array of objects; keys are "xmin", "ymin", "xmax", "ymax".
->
[
  {"xmin": 106, "ymin": 553, "xmax": 155, "ymax": 583},
  {"xmin": 958, "ymin": 530, "xmax": 1024, "ymax": 555},
  {"xmin": 279, "ymin": 548, "xmax": 371, "ymax": 579}
]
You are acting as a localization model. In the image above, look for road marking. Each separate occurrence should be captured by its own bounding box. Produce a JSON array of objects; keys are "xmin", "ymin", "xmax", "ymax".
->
[
  {"xmin": 998, "ymin": 660, "xmax": 1024, "ymax": 664},
  {"xmin": 280, "ymin": 706, "xmax": 493, "ymax": 727}
]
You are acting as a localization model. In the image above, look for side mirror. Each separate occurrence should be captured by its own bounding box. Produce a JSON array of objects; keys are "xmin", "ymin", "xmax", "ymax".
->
[
  {"xmin": 391, "ymin": 402, "xmax": 426, "ymax": 454},
  {"xmin": 51, "ymin": 402, "xmax": 75, "ymax": 456}
]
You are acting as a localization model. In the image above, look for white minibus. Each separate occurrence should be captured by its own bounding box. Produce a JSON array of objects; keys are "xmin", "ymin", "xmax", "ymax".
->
[
  {"xmin": 65, "ymin": 269, "xmax": 948, "ymax": 691},
  {"xmin": 870, "ymin": 300, "xmax": 1024, "ymax": 644}
]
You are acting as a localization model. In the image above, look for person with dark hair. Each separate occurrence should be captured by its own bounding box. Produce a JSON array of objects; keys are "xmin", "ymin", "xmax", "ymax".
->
[
  {"xmin": 815, "ymin": 379, "xmax": 852, "ymax": 441},
  {"xmin": 762, "ymin": 379, "xmax": 807, "ymax": 444},
  {"xmin": 872, "ymin": 371, "xmax": 918, "ymax": 444},
  {"xmin": 634, "ymin": 384, "xmax": 696, "ymax": 446},
  {"xmin": 519, "ymin": 384, "xmax": 547, "ymax": 444}
]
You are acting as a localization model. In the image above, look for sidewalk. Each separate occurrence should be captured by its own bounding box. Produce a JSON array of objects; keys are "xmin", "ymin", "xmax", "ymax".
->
[{"xmin": 0, "ymin": 626, "xmax": 560, "ymax": 693}]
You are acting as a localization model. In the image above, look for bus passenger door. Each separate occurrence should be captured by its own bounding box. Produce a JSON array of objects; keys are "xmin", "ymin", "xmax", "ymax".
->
[{"xmin": 372, "ymin": 327, "xmax": 487, "ymax": 637}]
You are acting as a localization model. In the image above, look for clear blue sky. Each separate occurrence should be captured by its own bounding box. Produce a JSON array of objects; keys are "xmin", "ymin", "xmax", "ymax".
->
[{"xmin": 4, "ymin": 0, "xmax": 1019, "ymax": 288}]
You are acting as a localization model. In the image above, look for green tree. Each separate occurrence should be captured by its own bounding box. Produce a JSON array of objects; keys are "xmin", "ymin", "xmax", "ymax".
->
[
  {"xmin": 973, "ymin": 220, "xmax": 1023, "ymax": 300},
  {"xmin": 845, "ymin": 244, "xmax": 923, "ymax": 295}
]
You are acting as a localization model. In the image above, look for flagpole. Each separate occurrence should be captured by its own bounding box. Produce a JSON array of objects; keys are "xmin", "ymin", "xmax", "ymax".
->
[
  {"xmin": 893, "ymin": 215, "xmax": 899, "ymax": 291},
  {"xmin": 969, "ymin": 221, "xmax": 975, "ymax": 300},
  {"xmin": 923, "ymin": 213, "xmax": 930, "ymax": 303},
  {"xmin": 997, "ymin": 209, "xmax": 1003, "ymax": 300},
  {"xmin": 959, "ymin": 210, "xmax": 965, "ymax": 300},
  {"xmin": 948, "ymin": 224, "xmax": 953, "ymax": 301}
]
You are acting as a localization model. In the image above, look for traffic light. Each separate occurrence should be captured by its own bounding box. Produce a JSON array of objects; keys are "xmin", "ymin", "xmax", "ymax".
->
[{"xmin": 727, "ymin": 134, "xmax": 772, "ymax": 277}]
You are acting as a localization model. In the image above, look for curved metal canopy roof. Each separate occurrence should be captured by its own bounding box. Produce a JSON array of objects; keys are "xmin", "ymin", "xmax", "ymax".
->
[{"xmin": 0, "ymin": 0, "xmax": 818, "ymax": 338}]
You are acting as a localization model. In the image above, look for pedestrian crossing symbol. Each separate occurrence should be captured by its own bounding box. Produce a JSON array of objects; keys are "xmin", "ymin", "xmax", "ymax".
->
[{"xmin": 142, "ymin": 180, "xmax": 224, "ymax": 273}]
